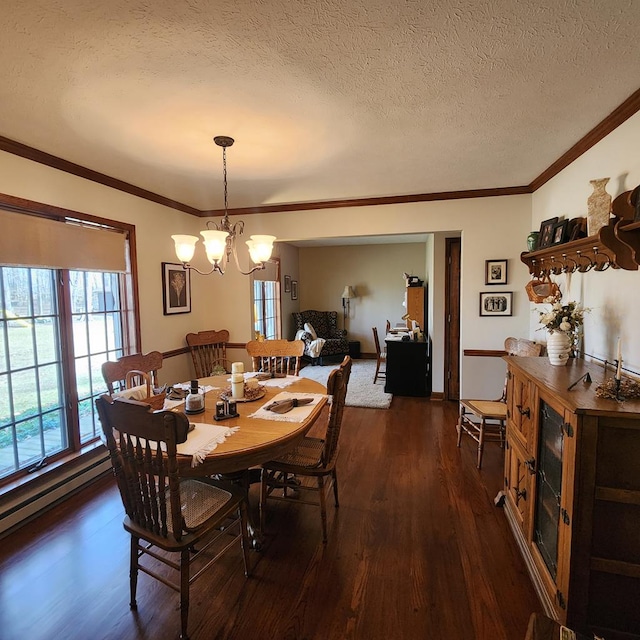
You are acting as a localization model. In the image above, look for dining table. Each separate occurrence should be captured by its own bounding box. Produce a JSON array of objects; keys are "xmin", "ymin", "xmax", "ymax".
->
[{"xmin": 169, "ymin": 373, "xmax": 328, "ymax": 547}]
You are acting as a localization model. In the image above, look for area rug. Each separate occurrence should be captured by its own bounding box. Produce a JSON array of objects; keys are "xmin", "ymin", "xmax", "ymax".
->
[{"xmin": 299, "ymin": 359, "xmax": 392, "ymax": 409}]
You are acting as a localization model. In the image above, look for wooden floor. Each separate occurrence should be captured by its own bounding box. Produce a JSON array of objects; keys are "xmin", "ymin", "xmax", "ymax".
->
[{"xmin": 0, "ymin": 397, "xmax": 542, "ymax": 640}]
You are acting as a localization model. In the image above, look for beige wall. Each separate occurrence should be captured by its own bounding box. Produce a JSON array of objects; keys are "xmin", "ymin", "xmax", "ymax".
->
[
  {"xmin": 0, "ymin": 148, "xmax": 537, "ymax": 398},
  {"xmin": 297, "ymin": 243, "xmax": 429, "ymax": 352},
  {"xmin": 532, "ymin": 111, "xmax": 640, "ymax": 373}
]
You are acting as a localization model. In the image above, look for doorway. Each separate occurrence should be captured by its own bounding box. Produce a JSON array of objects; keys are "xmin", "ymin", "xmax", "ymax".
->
[{"xmin": 444, "ymin": 237, "xmax": 461, "ymax": 400}]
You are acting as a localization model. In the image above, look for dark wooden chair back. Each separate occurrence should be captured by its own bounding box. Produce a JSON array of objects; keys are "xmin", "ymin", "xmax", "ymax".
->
[
  {"xmin": 186, "ymin": 329, "xmax": 230, "ymax": 377},
  {"xmin": 246, "ymin": 339, "xmax": 305, "ymax": 376},
  {"xmin": 372, "ymin": 327, "xmax": 382, "ymax": 357},
  {"xmin": 372, "ymin": 327, "xmax": 386, "ymax": 383},
  {"xmin": 101, "ymin": 351, "xmax": 163, "ymax": 394},
  {"xmin": 96, "ymin": 395, "xmax": 189, "ymax": 540}
]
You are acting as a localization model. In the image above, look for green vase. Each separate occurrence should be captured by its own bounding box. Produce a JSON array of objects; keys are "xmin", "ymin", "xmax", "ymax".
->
[{"xmin": 527, "ymin": 231, "xmax": 540, "ymax": 252}]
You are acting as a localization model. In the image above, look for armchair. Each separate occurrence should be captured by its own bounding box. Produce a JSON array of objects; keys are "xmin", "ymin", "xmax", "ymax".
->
[{"xmin": 292, "ymin": 310, "xmax": 349, "ymax": 365}]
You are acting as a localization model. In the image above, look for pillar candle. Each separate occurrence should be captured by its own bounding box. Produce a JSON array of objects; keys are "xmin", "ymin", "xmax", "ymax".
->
[{"xmin": 616, "ymin": 338, "xmax": 622, "ymax": 381}]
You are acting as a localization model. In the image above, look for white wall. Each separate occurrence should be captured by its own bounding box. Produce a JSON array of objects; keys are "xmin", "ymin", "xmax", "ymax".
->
[{"xmin": 531, "ymin": 111, "xmax": 640, "ymax": 373}]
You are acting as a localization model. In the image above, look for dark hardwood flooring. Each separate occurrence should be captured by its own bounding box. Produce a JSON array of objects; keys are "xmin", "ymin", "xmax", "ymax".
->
[{"xmin": 0, "ymin": 397, "xmax": 542, "ymax": 640}]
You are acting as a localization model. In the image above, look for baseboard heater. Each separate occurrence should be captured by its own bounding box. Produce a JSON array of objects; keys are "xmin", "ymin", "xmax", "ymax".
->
[{"xmin": 0, "ymin": 451, "xmax": 111, "ymax": 538}]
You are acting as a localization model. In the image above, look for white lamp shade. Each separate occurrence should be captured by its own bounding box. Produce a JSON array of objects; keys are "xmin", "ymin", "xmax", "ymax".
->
[
  {"xmin": 200, "ymin": 229, "xmax": 229, "ymax": 263},
  {"xmin": 341, "ymin": 285, "xmax": 356, "ymax": 299},
  {"xmin": 246, "ymin": 235, "xmax": 276, "ymax": 264},
  {"xmin": 172, "ymin": 234, "xmax": 198, "ymax": 263}
]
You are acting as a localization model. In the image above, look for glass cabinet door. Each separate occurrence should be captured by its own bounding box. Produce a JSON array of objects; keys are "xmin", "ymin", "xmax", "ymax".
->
[{"xmin": 533, "ymin": 400, "xmax": 564, "ymax": 580}]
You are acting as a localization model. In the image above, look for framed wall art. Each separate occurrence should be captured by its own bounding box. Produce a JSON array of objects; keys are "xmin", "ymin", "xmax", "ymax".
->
[
  {"xmin": 284, "ymin": 274, "xmax": 291, "ymax": 293},
  {"xmin": 162, "ymin": 262, "xmax": 191, "ymax": 315},
  {"xmin": 291, "ymin": 280, "xmax": 298, "ymax": 300},
  {"xmin": 485, "ymin": 259, "xmax": 508, "ymax": 285},
  {"xmin": 479, "ymin": 291, "xmax": 513, "ymax": 317}
]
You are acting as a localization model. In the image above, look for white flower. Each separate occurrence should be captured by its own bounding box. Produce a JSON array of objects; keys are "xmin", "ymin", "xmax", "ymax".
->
[{"xmin": 538, "ymin": 299, "xmax": 589, "ymax": 335}]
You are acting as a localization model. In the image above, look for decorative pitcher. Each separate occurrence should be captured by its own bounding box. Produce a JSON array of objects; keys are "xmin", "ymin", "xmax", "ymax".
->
[{"xmin": 547, "ymin": 331, "xmax": 572, "ymax": 366}]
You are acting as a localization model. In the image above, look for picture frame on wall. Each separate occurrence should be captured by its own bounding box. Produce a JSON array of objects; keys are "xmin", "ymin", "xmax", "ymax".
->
[
  {"xmin": 291, "ymin": 280, "xmax": 298, "ymax": 300},
  {"xmin": 485, "ymin": 259, "xmax": 508, "ymax": 285},
  {"xmin": 537, "ymin": 216, "xmax": 559, "ymax": 249},
  {"xmin": 479, "ymin": 291, "xmax": 513, "ymax": 317},
  {"xmin": 162, "ymin": 262, "xmax": 191, "ymax": 315},
  {"xmin": 284, "ymin": 274, "xmax": 291, "ymax": 293}
]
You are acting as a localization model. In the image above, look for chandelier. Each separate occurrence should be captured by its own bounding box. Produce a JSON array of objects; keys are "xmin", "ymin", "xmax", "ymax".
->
[{"xmin": 171, "ymin": 136, "xmax": 276, "ymax": 275}]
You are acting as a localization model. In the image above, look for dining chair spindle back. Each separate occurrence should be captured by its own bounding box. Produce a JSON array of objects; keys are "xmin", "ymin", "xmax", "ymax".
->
[
  {"xmin": 186, "ymin": 329, "xmax": 230, "ymax": 377},
  {"xmin": 95, "ymin": 395, "xmax": 250, "ymax": 640},
  {"xmin": 101, "ymin": 351, "xmax": 163, "ymax": 394},
  {"xmin": 246, "ymin": 339, "xmax": 305, "ymax": 376},
  {"xmin": 260, "ymin": 355, "xmax": 352, "ymax": 542}
]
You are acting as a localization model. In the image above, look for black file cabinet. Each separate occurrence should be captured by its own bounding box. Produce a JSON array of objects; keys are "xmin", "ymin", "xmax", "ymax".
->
[{"xmin": 384, "ymin": 339, "xmax": 429, "ymax": 397}]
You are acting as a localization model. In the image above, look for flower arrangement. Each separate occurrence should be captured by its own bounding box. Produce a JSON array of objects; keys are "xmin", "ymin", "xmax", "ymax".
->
[{"xmin": 538, "ymin": 296, "xmax": 589, "ymax": 335}]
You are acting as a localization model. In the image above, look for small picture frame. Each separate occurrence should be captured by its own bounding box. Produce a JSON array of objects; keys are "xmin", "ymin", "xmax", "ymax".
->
[
  {"xmin": 284, "ymin": 275, "xmax": 291, "ymax": 293},
  {"xmin": 537, "ymin": 217, "xmax": 559, "ymax": 249},
  {"xmin": 291, "ymin": 280, "xmax": 298, "ymax": 300},
  {"xmin": 551, "ymin": 219, "xmax": 569, "ymax": 245},
  {"xmin": 162, "ymin": 262, "xmax": 191, "ymax": 315},
  {"xmin": 479, "ymin": 291, "xmax": 513, "ymax": 317},
  {"xmin": 485, "ymin": 259, "xmax": 508, "ymax": 285},
  {"xmin": 567, "ymin": 217, "xmax": 587, "ymax": 242}
]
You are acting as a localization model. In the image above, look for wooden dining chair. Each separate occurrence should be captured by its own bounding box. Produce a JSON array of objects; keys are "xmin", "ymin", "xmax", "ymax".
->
[
  {"xmin": 457, "ymin": 337, "xmax": 544, "ymax": 469},
  {"xmin": 246, "ymin": 339, "xmax": 305, "ymax": 376},
  {"xmin": 260, "ymin": 355, "xmax": 352, "ymax": 542},
  {"xmin": 186, "ymin": 329, "xmax": 230, "ymax": 377},
  {"xmin": 95, "ymin": 394, "xmax": 250, "ymax": 640},
  {"xmin": 101, "ymin": 351, "xmax": 163, "ymax": 394},
  {"xmin": 372, "ymin": 327, "xmax": 386, "ymax": 383}
]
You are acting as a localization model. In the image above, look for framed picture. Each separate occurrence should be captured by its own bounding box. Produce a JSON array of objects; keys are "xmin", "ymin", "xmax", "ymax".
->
[
  {"xmin": 485, "ymin": 259, "xmax": 508, "ymax": 285},
  {"xmin": 567, "ymin": 217, "xmax": 587, "ymax": 242},
  {"xmin": 479, "ymin": 291, "xmax": 513, "ymax": 317},
  {"xmin": 551, "ymin": 219, "xmax": 569, "ymax": 245},
  {"xmin": 291, "ymin": 280, "xmax": 298, "ymax": 300},
  {"xmin": 284, "ymin": 274, "xmax": 291, "ymax": 293},
  {"xmin": 537, "ymin": 217, "xmax": 559, "ymax": 249},
  {"xmin": 162, "ymin": 262, "xmax": 191, "ymax": 315}
]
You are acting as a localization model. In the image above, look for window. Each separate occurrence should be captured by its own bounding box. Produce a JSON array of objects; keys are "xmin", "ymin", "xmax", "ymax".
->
[
  {"xmin": 0, "ymin": 204, "xmax": 136, "ymax": 484},
  {"xmin": 252, "ymin": 258, "xmax": 281, "ymax": 340}
]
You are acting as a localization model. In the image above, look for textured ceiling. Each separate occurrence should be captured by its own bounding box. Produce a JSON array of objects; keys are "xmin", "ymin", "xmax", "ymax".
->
[{"xmin": 2, "ymin": 0, "xmax": 640, "ymax": 211}]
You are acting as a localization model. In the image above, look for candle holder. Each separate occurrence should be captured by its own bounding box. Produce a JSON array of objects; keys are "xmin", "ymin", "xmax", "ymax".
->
[{"xmin": 614, "ymin": 375, "xmax": 624, "ymax": 401}]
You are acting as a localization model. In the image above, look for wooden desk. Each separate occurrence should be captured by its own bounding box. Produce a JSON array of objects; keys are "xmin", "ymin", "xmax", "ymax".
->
[
  {"xmin": 175, "ymin": 375, "xmax": 328, "ymax": 477},
  {"xmin": 384, "ymin": 338, "xmax": 430, "ymax": 397}
]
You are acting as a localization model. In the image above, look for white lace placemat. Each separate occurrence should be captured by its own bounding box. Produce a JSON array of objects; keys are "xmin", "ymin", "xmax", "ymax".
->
[
  {"xmin": 177, "ymin": 423, "xmax": 239, "ymax": 467},
  {"xmin": 248, "ymin": 391, "xmax": 326, "ymax": 423}
]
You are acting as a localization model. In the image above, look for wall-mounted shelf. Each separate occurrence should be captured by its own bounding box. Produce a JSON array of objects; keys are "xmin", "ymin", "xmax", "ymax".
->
[{"xmin": 521, "ymin": 218, "xmax": 640, "ymax": 277}]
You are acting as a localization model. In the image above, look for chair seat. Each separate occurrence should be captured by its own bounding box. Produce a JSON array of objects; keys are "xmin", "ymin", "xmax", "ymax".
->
[
  {"xmin": 457, "ymin": 399, "xmax": 507, "ymax": 469},
  {"xmin": 174, "ymin": 479, "xmax": 235, "ymax": 531},
  {"xmin": 268, "ymin": 436, "xmax": 325, "ymax": 469},
  {"xmin": 459, "ymin": 399, "xmax": 507, "ymax": 421}
]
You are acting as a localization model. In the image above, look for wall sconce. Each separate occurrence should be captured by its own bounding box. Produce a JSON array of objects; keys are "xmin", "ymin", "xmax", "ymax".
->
[{"xmin": 341, "ymin": 285, "xmax": 356, "ymax": 324}]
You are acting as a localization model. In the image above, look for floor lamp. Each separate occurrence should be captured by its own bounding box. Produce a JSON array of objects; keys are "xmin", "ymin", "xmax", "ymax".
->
[{"xmin": 341, "ymin": 285, "xmax": 356, "ymax": 328}]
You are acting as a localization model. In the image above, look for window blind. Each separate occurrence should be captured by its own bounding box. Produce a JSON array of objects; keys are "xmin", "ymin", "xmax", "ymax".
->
[{"xmin": 0, "ymin": 209, "xmax": 127, "ymax": 272}]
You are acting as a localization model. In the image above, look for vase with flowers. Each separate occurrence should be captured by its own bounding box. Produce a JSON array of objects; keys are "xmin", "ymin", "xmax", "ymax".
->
[{"xmin": 538, "ymin": 295, "xmax": 589, "ymax": 365}]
